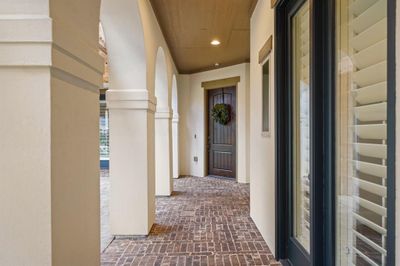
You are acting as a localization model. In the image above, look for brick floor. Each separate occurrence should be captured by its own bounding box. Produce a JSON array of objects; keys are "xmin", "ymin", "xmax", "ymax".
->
[{"xmin": 101, "ymin": 176, "xmax": 280, "ymax": 266}]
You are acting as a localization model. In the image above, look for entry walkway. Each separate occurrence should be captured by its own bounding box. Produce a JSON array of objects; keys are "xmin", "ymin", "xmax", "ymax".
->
[{"xmin": 101, "ymin": 176, "xmax": 279, "ymax": 265}]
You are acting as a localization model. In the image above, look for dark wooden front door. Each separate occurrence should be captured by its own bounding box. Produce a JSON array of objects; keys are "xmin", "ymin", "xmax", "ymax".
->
[{"xmin": 207, "ymin": 87, "xmax": 236, "ymax": 178}]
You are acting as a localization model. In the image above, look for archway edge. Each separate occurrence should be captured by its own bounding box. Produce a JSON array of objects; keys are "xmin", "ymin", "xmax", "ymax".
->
[
  {"xmin": 100, "ymin": 0, "xmax": 147, "ymax": 93},
  {"xmin": 172, "ymin": 74, "xmax": 179, "ymax": 117},
  {"xmin": 154, "ymin": 46, "xmax": 171, "ymax": 112}
]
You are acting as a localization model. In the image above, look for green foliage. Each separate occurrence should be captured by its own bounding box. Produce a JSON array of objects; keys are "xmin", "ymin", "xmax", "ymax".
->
[{"xmin": 211, "ymin": 103, "xmax": 231, "ymax": 125}]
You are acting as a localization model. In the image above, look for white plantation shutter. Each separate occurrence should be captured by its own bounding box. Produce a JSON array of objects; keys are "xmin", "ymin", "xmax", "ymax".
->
[{"xmin": 347, "ymin": 0, "xmax": 387, "ymax": 264}]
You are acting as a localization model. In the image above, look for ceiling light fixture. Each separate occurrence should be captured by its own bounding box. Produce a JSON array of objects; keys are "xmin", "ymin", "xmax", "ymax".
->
[
  {"xmin": 215, "ymin": 63, "xmax": 220, "ymax": 67},
  {"xmin": 211, "ymin": 39, "xmax": 221, "ymax": 46}
]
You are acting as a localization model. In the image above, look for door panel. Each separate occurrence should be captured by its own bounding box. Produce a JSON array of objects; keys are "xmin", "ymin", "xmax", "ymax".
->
[{"xmin": 208, "ymin": 87, "xmax": 236, "ymax": 178}]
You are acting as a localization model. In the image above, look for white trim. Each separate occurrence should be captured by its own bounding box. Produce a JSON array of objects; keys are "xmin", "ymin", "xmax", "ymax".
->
[{"xmin": 106, "ymin": 90, "xmax": 157, "ymax": 112}]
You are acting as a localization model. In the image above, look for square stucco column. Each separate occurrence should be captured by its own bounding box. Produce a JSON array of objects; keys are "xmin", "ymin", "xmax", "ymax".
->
[
  {"xmin": 107, "ymin": 90, "xmax": 156, "ymax": 235},
  {"xmin": 172, "ymin": 113, "xmax": 180, "ymax": 179},
  {"xmin": 155, "ymin": 109, "xmax": 174, "ymax": 196},
  {"xmin": 0, "ymin": 3, "xmax": 102, "ymax": 265}
]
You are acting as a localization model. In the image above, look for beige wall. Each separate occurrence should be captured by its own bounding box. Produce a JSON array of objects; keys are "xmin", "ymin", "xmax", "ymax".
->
[
  {"xmin": 139, "ymin": 0, "xmax": 178, "ymax": 100},
  {"xmin": 249, "ymin": 0, "xmax": 276, "ymax": 255},
  {"xmin": 51, "ymin": 2, "xmax": 102, "ymax": 263},
  {"xmin": 0, "ymin": 67, "xmax": 53, "ymax": 266},
  {"xmin": 178, "ymin": 63, "xmax": 250, "ymax": 183},
  {"xmin": 178, "ymin": 74, "xmax": 191, "ymax": 175},
  {"xmin": 52, "ymin": 1, "xmax": 102, "ymax": 264},
  {"xmin": 50, "ymin": 79, "xmax": 100, "ymax": 266},
  {"xmin": 396, "ymin": 2, "xmax": 399, "ymax": 264},
  {"xmin": 101, "ymin": 0, "xmax": 179, "ymax": 98}
]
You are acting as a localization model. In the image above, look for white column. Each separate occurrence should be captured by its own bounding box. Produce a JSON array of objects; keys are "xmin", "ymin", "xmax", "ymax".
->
[
  {"xmin": 172, "ymin": 113, "xmax": 180, "ymax": 179},
  {"xmin": 107, "ymin": 90, "xmax": 156, "ymax": 235},
  {"xmin": 0, "ymin": 1, "xmax": 102, "ymax": 265},
  {"xmin": 155, "ymin": 108, "xmax": 173, "ymax": 196},
  {"xmin": 0, "ymin": 14, "xmax": 53, "ymax": 266}
]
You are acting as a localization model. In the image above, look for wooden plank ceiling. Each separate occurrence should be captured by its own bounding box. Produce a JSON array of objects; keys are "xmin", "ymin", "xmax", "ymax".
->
[{"xmin": 150, "ymin": 0, "xmax": 258, "ymax": 74}]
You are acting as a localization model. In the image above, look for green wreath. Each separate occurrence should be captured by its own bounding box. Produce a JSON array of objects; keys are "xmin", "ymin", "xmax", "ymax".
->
[{"xmin": 211, "ymin": 103, "xmax": 231, "ymax": 125}]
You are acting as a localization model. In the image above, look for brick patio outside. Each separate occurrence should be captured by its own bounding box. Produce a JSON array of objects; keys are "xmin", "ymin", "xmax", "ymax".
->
[
  {"xmin": 101, "ymin": 169, "xmax": 112, "ymax": 251},
  {"xmin": 101, "ymin": 175, "xmax": 280, "ymax": 266}
]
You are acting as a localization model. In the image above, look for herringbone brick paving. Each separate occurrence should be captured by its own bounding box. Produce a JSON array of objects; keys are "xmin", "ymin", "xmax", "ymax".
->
[{"xmin": 101, "ymin": 176, "xmax": 280, "ymax": 266}]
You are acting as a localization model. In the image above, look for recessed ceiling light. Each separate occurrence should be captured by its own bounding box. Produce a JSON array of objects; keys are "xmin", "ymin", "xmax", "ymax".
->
[
  {"xmin": 211, "ymin": 39, "xmax": 221, "ymax": 46},
  {"xmin": 215, "ymin": 63, "xmax": 220, "ymax": 67}
]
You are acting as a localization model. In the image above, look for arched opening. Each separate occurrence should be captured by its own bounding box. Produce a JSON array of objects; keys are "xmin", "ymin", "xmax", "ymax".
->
[
  {"xmin": 100, "ymin": 0, "xmax": 156, "ymax": 238},
  {"xmin": 100, "ymin": 0, "xmax": 147, "ymax": 91},
  {"xmin": 98, "ymin": 22, "xmax": 112, "ymax": 251},
  {"xmin": 155, "ymin": 47, "xmax": 169, "ymax": 110},
  {"xmin": 2, "ymin": 0, "xmax": 183, "ymax": 264},
  {"xmin": 154, "ymin": 47, "xmax": 173, "ymax": 196},
  {"xmin": 171, "ymin": 74, "xmax": 178, "ymax": 114}
]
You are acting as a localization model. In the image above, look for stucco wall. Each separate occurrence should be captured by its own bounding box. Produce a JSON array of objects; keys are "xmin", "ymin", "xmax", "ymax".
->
[
  {"xmin": 178, "ymin": 63, "xmax": 250, "ymax": 183},
  {"xmin": 396, "ymin": 2, "xmax": 399, "ymax": 264},
  {"xmin": 51, "ymin": 2, "xmax": 102, "ymax": 265},
  {"xmin": 101, "ymin": 0, "xmax": 178, "ymax": 99},
  {"xmin": 139, "ymin": 0, "xmax": 178, "ymax": 98},
  {"xmin": 249, "ymin": 0, "xmax": 276, "ymax": 255},
  {"xmin": 0, "ymin": 67, "xmax": 53, "ymax": 266}
]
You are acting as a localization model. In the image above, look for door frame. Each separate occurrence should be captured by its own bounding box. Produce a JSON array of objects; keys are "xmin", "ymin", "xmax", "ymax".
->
[
  {"xmin": 203, "ymin": 80, "xmax": 239, "ymax": 180},
  {"xmin": 275, "ymin": 0, "xmax": 332, "ymax": 264},
  {"xmin": 274, "ymin": 0, "xmax": 396, "ymax": 265}
]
